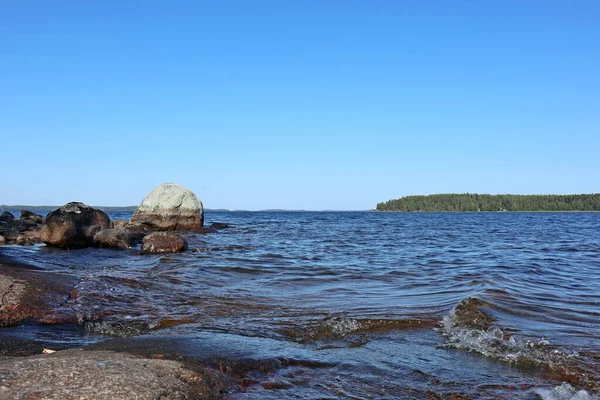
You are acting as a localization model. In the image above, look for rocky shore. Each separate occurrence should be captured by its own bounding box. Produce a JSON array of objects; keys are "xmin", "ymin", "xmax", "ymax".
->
[
  {"xmin": 0, "ymin": 183, "xmax": 228, "ymax": 253},
  {"xmin": 0, "ymin": 183, "xmax": 236, "ymax": 399}
]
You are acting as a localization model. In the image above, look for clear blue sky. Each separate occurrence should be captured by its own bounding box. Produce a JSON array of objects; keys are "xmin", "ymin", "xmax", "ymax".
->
[{"xmin": 1, "ymin": 1, "xmax": 598, "ymax": 210}]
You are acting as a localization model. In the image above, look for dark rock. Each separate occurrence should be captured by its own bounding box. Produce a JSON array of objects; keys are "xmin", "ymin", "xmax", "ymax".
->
[
  {"xmin": 15, "ymin": 235, "xmax": 34, "ymax": 246},
  {"xmin": 11, "ymin": 219, "xmax": 39, "ymax": 231},
  {"xmin": 40, "ymin": 202, "xmax": 111, "ymax": 249},
  {"xmin": 0, "ymin": 260, "xmax": 77, "ymax": 327},
  {"xmin": 0, "ymin": 349, "xmax": 230, "ymax": 399},
  {"xmin": 209, "ymin": 222, "xmax": 231, "ymax": 230},
  {"xmin": 0, "ymin": 220, "xmax": 10, "ymax": 233},
  {"xmin": 0, "ymin": 211, "xmax": 15, "ymax": 223},
  {"xmin": 110, "ymin": 219, "xmax": 129, "ymax": 229},
  {"xmin": 141, "ymin": 232, "xmax": 188, "ymax": 254},
  {"xmin": 93, "ymin": 228, "xmax": 135, "ymax": 249},
  {"xmin": 0, "ymin": 235, "xmax": 5, "ymax": 245},
  {"xmin": 2, "ymin": 230, "xmax": 20, "ymax": 242},
  {"xmin": 20, "ymin": 209, "xmax": 44, "ymax": 224},
  {"xmin": 130, "ymin": 183, "xmax": 204, "ymax": 231},
  {"xmin": 194, "ymin": 227, "xmax": 219, "ymax": 234}
]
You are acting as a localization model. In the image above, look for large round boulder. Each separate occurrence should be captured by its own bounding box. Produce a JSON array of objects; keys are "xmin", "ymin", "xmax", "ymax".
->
[
  {"xmin": 130, "ymin": 183, "xmax": 203, "ymax": 231},
  {"xmin": 40, "ymin": 202, "xmax": 110, "ymax": 249}
]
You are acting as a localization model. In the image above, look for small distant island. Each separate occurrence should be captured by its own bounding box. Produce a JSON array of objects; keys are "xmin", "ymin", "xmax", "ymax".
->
[{"xmin": 375, "ymin": 193, "xmax": 600, "ymax": 212}]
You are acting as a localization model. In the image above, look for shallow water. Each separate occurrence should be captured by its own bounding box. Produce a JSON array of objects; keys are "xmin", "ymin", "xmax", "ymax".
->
[{"xmin": 1, "ymin": 211, "xmax": 599, "ymax": 398}]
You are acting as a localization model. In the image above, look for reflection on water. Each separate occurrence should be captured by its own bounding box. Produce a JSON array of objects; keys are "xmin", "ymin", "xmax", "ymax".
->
[{"xmin": 1, "ymin": 211, "xmax": 600, "ymax": 398}]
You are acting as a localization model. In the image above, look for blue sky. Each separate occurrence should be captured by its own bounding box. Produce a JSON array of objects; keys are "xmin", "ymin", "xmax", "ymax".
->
[{"xmin": 1, "ymin": 1, "xmax": 598, "ymax": 210}]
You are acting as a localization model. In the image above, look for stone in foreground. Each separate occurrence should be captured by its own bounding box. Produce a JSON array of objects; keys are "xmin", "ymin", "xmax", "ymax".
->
[
  {"xmin": 130, "ymin": 183, "xmax": 204, "ymax": 231},
  {"xmin": 40, "ymin": 202, "xmax": 110, "ymax": 249},
  {"xmin": 141, "ymin": 232, "xmax": 188, "ymax": 254},
  {"xmin": 0, "ymin": 349, "xmax": 230, "ymax": 399}
]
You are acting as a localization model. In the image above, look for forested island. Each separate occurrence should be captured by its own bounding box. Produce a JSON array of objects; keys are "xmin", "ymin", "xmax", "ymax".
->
[{"xmin": 375, "ymin": 194, "xmax": 600, "ymax": 212}]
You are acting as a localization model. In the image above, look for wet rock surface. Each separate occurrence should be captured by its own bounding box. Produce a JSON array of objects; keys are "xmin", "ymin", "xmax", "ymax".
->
[
  {"xmin": 93, "ymin": 228, "xmax": 136, "ymax": 249},
  {"xmin": 40, "ymin": 202, "xmax": 110, "ymax": 249},
  {"xmin": 0, "ymin": 260, "xmax": 77, "ymax": 327},
  {"xmin": 130, "ymin": 183, "xmax": 204, "ymax": 231},
  {"xmin": 0, "ymin": 349, "xmax": 230, "ymax": 400},
  {"xmin": 141, "ymin": 232, "xmax": 188, "ymax": 254}
]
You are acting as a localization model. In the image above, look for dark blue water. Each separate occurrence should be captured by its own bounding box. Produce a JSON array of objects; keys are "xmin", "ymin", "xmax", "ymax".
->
[{"xmin": 1, "ymin": 211, "xmax": 599, "ymax": 399}]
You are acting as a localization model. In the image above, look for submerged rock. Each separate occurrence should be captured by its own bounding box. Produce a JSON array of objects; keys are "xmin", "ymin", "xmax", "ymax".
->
[
  {"xmin": 0, "ymin": 349, "xmax": 230, "ymax": 399},
  {"xmin": 208, "ymin": 222, "xmax": 230, "ymax": 230},
  {"xmin": 130, "ymin": 183, "xmax": 204, "ymax": 231},
  {"xmin": 93, "ymin": 228, "xmax": 136, "ymax": 250},
  {"xmin": 194, "ymin": 227, "xmax": 219, "ymax": 234},
  {"xmin": 40, "ymin": 202, "xmax": 110, "ymax": 249},
  {"xmin": 141, "ymin": 232, "xmax": 188, "ymax": 254}
]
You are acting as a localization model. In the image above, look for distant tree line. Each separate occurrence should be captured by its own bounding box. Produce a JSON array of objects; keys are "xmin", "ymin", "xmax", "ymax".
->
[{"xmin": 375, "ymin": 193, "xmax": 600, "ymax": 212}]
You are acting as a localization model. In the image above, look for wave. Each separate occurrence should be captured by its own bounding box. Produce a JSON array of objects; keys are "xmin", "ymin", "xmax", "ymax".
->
[
  {"xmin": 534, "ymin": 383, "xmax": 595, "ymax": 400},
  {"xmin": 440, "ymin": 298, "xmax": 600, "ymax": 394},
  {"xmin": 282, "ymin": 316, "xmax": 436, "ymax": 345}
]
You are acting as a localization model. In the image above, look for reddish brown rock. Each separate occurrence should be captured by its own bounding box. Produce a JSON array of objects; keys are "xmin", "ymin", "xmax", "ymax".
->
[
  {"xmin": 40, "ymin": 202, "xmax": 110, "ymax": 249},
  {"xmin": 141, "ymin": 232, "xmax": 188, "ymax": 254}
]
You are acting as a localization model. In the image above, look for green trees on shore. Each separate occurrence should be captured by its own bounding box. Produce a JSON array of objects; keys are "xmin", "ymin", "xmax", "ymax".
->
[{"xmin": 375, "ymin": 193, "xmax": 600, "ymax": 212}]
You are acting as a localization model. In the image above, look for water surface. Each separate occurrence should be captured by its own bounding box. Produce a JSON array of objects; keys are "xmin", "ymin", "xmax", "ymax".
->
[{"xmin": 1, "ymin": 211, "xmax": 599, "ymax": 399}]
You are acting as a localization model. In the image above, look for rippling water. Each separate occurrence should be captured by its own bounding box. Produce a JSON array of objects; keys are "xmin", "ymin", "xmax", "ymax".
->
[{"xmin": 1, "ymin": 211, "xmax": 600, "ymax": 399}]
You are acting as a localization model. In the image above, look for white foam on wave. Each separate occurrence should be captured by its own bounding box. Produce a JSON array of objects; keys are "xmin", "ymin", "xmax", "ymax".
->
[
  {"xmin": 439, "ymin": 307, "xmax": 575, "ymax": 365},
  {"xmin": 323, "ymin": 317, "xmax": 363, "ymax": 336},
  {"xmin": 534, "ymin": 383, "xmax": 595, "ymax": 400}
]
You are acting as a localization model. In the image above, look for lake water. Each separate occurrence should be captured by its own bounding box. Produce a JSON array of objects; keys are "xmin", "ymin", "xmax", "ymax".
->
[{"xmin": 1, "ymin": 211, "xmax": 599, "ymax": 399}]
